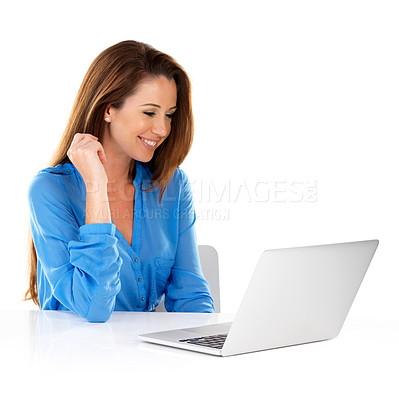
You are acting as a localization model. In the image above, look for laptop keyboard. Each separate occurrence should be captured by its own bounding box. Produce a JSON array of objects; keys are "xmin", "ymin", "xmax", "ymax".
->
[{"xmin": 179, "ymin": 333, "xmax": 227, "ymax": 349}]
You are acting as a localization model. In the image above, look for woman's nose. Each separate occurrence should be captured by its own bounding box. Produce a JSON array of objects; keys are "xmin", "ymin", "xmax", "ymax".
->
[{"xmin": 151, "ymin": 117, "xmax": 168, "ymax": 137}]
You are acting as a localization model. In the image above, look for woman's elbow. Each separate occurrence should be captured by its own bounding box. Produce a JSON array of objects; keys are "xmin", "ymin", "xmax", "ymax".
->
[
  {"xmin": 85, "ymin": 314, "xmax": 111, "ymax": 323},
  {"xmin": 83, "ymin": 297, "xmax": 116, "ymax": 323}
]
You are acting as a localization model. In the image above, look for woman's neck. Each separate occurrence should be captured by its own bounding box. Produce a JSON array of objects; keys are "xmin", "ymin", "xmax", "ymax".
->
[
  {"xmin": 101, "ymin": 130, "xmax": 135, "ymax": 185},
  {"xmin": 103, "ymin": 157, "xmax": 133, "ymax": 186}
]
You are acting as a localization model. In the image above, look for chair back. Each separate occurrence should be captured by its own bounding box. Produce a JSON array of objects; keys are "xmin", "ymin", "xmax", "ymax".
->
[{"xmin": 155, "ymin": 245, "xmax": 220, "ymax": 312}]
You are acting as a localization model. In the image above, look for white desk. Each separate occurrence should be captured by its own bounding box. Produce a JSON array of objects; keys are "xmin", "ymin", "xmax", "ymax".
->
[{"xmin": 1, "ymin": 311, "xmax": 398, "ymax": 399}]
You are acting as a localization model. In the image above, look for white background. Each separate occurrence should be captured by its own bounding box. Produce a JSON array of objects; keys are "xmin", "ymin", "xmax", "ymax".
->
[
  {"xmin": 1, "ymin": 1, "xmax": 398, "ymax": 399},
  {"xmin": 1, "ymin": 0, "xmax": 398, "ymax": 324}
]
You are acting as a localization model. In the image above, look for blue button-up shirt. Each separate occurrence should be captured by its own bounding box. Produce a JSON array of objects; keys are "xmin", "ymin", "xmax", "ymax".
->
[{"xmin": 28, "ymin": 161, "xmax": 214, "ymax": 322}]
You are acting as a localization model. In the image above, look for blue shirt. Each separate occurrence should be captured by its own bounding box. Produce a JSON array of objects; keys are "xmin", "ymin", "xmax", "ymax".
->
[{"xmin": 28, "ymin": 161, "xmax": 214, "ymax": 322}]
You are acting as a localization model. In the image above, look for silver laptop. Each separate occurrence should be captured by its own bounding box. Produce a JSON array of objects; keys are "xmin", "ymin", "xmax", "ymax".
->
[{"xmin": 139, "ymin": 240, "xmax": 379, "ymax": 357}]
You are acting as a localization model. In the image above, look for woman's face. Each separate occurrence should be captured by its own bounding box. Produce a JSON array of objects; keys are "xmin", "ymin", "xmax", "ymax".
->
[{"xmin": 104, "ymin": 75, "xmax": 177, "ymax": 163}]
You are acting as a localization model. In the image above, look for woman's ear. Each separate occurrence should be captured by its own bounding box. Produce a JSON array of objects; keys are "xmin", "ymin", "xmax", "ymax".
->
[{"xmin": 103, "ymin": 104, "xmax": 113, "ymax": 123}]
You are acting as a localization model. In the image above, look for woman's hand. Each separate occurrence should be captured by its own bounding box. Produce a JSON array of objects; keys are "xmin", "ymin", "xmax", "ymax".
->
[{"xmin": 67, "ymin": 133, "xmax": 108, "ymax": 189}]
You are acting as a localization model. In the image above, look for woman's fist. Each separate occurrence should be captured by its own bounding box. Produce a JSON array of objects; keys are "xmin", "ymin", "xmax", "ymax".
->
[{"xmin": 67, "ymin": 133, "xmax": 108, "ymax": 188}]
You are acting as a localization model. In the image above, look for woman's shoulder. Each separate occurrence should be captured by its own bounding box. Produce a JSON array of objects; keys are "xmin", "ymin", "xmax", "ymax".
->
[
  {"xmin": 159, "ymin": 167, "xmax": 191, "ymax": 200},
  {"xmin": 162, "ymin": 167, "xmax": 192, "ymax": 204},
  {"xmin": 171, "ymin": 166, "xmax": 190, "ymax": 186},
  {"xmin": 31, "ymin": 162, "xmax": 77, "ymax": 179},
  {"xmin": 28, "ymin": 163, "xmax": 83, "ymax": 202}
]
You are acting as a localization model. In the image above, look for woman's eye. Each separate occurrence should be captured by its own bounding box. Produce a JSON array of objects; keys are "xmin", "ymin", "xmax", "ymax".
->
[{"xmin": 144, "ymin": 111, "xmax": 174, "ymax": 120}]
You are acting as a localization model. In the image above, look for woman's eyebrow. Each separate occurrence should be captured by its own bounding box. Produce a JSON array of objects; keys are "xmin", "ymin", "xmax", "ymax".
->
[{"xmin": 140, "ymin": 103, "xmax": 177, "ymax": 110}]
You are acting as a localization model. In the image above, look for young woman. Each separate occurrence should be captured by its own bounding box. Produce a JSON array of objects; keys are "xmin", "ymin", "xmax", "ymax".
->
[{"xmin": 26, "ymin": 40, "xmax": 215, "ymax": 322}]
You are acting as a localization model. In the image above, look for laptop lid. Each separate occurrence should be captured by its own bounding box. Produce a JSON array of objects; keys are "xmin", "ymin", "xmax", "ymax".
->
[{"xmin": 221, "ymin": 240, "xmax": 379, "ymax": 356}]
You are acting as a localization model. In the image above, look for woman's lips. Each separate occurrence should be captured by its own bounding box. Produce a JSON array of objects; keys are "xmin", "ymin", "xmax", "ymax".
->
[{"xmin": 138, "ymin": 136, "xmax": 158, "ymax": 149}]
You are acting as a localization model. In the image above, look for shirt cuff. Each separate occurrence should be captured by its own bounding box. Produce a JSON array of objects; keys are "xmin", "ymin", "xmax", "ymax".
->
[{"xmin": 79, "ymin": 223, "xmax": 116, "ymax": 238}]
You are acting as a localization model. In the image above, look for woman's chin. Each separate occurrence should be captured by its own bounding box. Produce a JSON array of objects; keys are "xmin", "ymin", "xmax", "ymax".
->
[{"xmin": 131, "ymin": 153, "xmax": 154, "ymax": 163}]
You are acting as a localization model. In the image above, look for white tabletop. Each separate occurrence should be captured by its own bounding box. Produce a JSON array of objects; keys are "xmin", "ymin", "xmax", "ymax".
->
[{"xmin": 1, "ymin": 310, "xmax": 398, "ymax": 400}]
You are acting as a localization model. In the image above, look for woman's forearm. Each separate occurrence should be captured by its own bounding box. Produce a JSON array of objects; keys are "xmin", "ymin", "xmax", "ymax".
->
[
  {"xmin": 85, "ymin": 183, "xmax": 112, "ymax": 224},
  {"xmin": 66, "ymin": 133, "xmax": 111, "ymax": 225}
]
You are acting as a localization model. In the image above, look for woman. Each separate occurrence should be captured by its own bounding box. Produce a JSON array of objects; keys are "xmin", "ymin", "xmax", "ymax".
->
[{"xmin": 26, "ymin": 40, "xmax": 215, "ymax": 322}]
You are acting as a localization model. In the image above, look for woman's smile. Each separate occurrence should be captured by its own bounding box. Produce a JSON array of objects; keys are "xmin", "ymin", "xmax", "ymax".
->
[{"xmin": 138, "ymin": 136, "xmax": 159, "ymax": 149}]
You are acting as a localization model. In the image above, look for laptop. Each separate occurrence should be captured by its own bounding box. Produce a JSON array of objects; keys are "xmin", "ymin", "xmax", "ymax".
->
[{"xmin": 138, "ymin": 239, "xmax": 379, "ymax": 357}]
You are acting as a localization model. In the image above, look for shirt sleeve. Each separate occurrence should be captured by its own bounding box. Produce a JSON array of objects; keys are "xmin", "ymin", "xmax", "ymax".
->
[
  {"xmin": 28, "ymin": 172, "xmax": 122, "ymax": 322},
  {"xmin": 164, "ymin": 170, "xmax": 215, "ymax": 313}
]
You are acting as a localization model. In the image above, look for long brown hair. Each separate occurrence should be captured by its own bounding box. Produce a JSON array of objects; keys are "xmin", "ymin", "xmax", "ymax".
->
[{"xmin": 25, "ymin": 40, "xmax": 194, "ymax": 306}]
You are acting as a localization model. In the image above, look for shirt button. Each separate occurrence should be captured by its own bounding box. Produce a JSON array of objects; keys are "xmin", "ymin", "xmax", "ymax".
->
[
  {"xmin": 67, "ymin": 170, "xmax": 70, "ymax": 173},
  {"xmin": 134, "ymin": 258, "xmax": 138, "ymax": 262},
  {"xmin": 138, "ymin": 278, "xmax": 141, "ymax": 282},
  {"xmin": 141, "ymin": 297, "xmax": 145, "ymax": 301}
]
